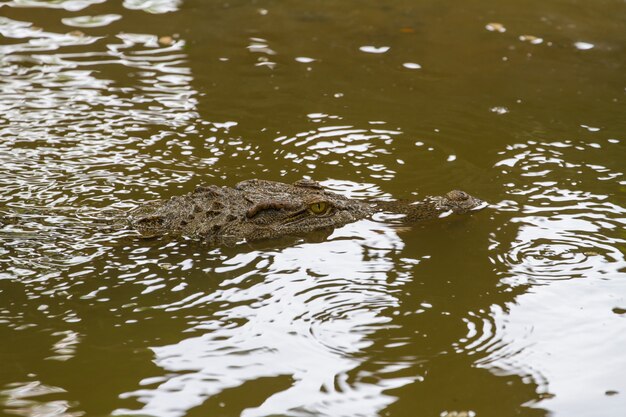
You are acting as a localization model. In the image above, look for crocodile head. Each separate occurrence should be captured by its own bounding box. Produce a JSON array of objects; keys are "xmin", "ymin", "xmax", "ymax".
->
[
  {"xmin": 129, "ymin": 178, "xmax": 373, "ymax": 243},
  {"xmin": 235, "ymin": 179, "xmax": 372, "ymax": 241},
  {"xmin": 129, "ymin": 179, "xmax": 486, "ymax": 243},
  {"xmin": 432, "ymin": 190, "xmax": 487, "ymax": 214}
]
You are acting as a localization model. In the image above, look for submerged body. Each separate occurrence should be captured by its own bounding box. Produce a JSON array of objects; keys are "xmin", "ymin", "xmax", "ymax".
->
[{"xmin": 129, "ymin": 179, "xmax": 485, "ymax": 243}]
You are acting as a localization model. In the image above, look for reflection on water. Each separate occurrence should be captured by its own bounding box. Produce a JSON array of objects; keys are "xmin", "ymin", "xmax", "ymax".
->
[
  {"xmin": 115, "ymin": 221, "xmax": 412, "ymax": 417},
  {"xmin": 491, "ymin": 139, "xmax": 625, "ymax": 286},
  {"xmin": 1, "ymin": 0, "xmax": 626, "ymax": 416},
  {"xmin": 274, "ymin": 121, "xmax": 402, "ymax": 180},
  {"xmin": 481, "ymin": 138, "xmax": 626, "ymax": 416},
  {"xmin": 1, "ymin": 381, "xmax": 79, "ymax": 417},
  {"xmin": 0, "ymin": 1, "xmax": 202, "ymax": 280}
]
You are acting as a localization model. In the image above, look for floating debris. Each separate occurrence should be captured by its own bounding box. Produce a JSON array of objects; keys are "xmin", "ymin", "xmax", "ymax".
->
[
  {"xmin": 490, "ymin": 106, "xmax": 509, "ymax": 115},
  {"xmin": 519, "ymin": 35, "xmax": 543, "ymax": 44},
  {"xmin": 359, "ymin": 45, "xmax": 390, "ymax": 54},
  {"xmin": 485, "ymin": 22, "xmax": 506, "ymax": 33},
  {"xmin": 158, "ymin": 35, "xmax": 174, "ymax": 46},
  {"xmin": 402, "ymin": 62, "xmax": 422, "ymax": 69},
  {"xmin": 574, "ymin": 41, "xmax": 594, "ymax": 50}
]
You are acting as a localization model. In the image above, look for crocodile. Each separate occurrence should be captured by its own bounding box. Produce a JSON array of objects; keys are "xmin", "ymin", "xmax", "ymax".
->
[{"xmin": 128, "ymin": 179, "xmax": 486, "ymax": 244}]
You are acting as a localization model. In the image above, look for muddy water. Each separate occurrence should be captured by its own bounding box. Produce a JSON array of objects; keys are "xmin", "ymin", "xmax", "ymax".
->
[{"xmin": 1, "ymin": 1, "xmax": 625, "ymax": 416}]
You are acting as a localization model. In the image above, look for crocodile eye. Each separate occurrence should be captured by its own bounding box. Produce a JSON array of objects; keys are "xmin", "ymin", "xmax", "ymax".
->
[{"xmin": 309, "ymin": 201, "xmax": 329, "ymax": 215}]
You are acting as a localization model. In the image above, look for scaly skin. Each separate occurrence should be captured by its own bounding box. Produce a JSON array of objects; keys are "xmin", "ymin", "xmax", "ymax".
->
[{"xmin": 128, "ymin": 179, "xmax": 486, "ymax": 243}]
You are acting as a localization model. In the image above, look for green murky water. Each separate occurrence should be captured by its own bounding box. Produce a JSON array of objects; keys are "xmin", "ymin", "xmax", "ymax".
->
[{"xmin": 1, "ymin": 1, "xmax": 625, "ymax": 416}]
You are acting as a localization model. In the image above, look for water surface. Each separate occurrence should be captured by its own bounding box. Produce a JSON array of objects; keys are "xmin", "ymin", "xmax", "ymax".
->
[{"xmin": 1, "ymin": 1, "xmax": 625, "ymax": 416}]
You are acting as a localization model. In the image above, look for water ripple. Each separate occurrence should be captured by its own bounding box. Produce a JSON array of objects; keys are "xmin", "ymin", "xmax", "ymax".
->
[
  {"xmin": 5, "ymin": 0, "xmax": 106, "ymax": 11},
  {"xmin": 0, "ymin": 381, "xmax": 79, "ymax": 417},
  {"xmin": 274, "ymin": 122, "xmax": 402, "ymax": 180},
  {"xmin": 114, "ymin": 219, "xmax": 412, "ymax": 417},
  {"xmin": 0, "ymin": 7, "xmax": 205, "ymax": 282},
  {"xmin": 490, "ymin": 139, "xmax": 625, "ymax": 286}
]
